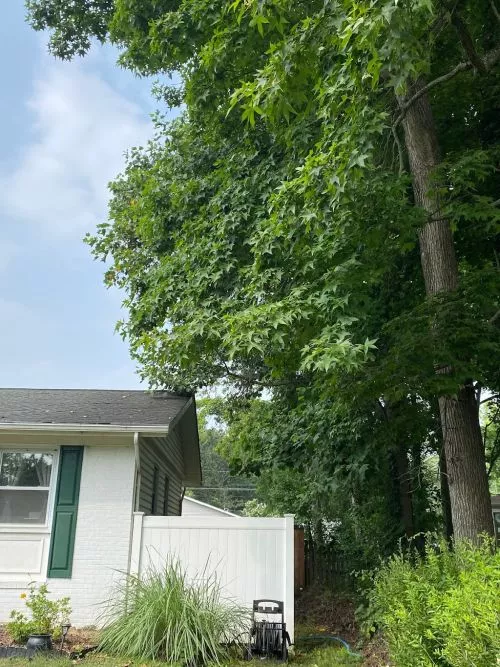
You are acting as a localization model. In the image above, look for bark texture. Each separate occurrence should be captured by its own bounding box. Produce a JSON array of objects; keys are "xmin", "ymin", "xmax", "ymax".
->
[
  {"xmin": 399, "ymin": 81, "xmax": 494, "ymax": 540},
  {"xmin": 438, "ymin": 385, "xmax": 494, "ymax": 540},
  {"xmin": 395, "ymin": 447, "xmax": 414, "ymax": 539},
  {"xmin": 439, "ymin": 446, "xmax": 454, "ymax": 541}
]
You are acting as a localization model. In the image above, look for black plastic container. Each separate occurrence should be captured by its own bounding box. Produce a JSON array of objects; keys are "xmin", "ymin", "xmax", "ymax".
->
[{"xmin": 26, "ymin": 634, "xmax": 53, "ymax": 651}]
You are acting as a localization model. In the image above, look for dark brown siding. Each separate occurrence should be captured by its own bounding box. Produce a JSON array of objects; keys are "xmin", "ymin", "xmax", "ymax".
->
[{"xmin": 138, "ymin": 432, "xmax": 184, "ymax": 516}]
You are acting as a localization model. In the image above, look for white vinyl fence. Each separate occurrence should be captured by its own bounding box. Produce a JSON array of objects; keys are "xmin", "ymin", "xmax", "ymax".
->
[{"xmin": 129, "ymin": 512, "xmax": 295, "ymax": 641}]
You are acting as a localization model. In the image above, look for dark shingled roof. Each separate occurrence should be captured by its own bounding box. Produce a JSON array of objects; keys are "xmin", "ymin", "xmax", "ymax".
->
[{"xmin": 0, "ymin": 389, "xmax": 191, "ymax": 428}]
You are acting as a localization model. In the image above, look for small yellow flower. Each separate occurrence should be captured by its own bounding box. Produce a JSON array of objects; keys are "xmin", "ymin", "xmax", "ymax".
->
[{"xmin": 20, "ymin": 593, "xmax": 27, "ymax": 599}]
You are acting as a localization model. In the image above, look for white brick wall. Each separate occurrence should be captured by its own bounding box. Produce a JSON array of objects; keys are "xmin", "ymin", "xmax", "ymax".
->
[
  {"xmin": 0, "ymin": 583, "xmax": 37, "ymax": 623},
  {"xmin": 0, "ymin": 445, "xmax": 136, "ymax": 626},
  {"xmin": 47, "ymin": 445, "xmax": 136, "ymax": 626}
]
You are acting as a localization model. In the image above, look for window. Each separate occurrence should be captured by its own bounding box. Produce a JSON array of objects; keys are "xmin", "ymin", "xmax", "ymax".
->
[
  {"xmin": 163, "ymin": 476, "xmax": 170, "ymax": 516},
  {"xmin": 0, "ymin": 451, "xmax": 53, "ymax": 525},
  {"xmin": 151, "ymin": 466, "xmax": 158, "ymax": 515}
]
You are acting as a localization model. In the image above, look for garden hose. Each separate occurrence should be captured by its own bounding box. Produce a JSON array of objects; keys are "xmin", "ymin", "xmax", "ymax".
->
[{"xmin": 298, "ymin": 634, "xmax": 363, "ymax": 659}]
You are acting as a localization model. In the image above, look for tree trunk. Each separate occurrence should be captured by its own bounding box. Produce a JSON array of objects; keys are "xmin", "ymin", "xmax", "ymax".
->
[
  {"xmin": 438, "ymin": 385, "xmax": 494, "ymax": 540},
  {"xmin": 399, "ymin": 82, "xmax": 494, "ymax": 540},
  {"xmin": 395, "ymin": 447, "xmax": 414, "ymax": 539},
  {"xmin": 439, "ymin": 445, "xmax": 454, "ymax": 541}
]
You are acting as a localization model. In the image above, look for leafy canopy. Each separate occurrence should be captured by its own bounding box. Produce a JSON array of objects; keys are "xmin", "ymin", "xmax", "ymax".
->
[{"xmin": 26, "ymin": 0, "xmax": 500, "ymax": 551}]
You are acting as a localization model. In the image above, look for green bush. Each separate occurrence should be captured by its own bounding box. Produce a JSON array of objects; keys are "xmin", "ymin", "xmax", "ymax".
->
[
  {"xmin": 99, "ymin": 557, "xmax": 250, "ymax": 665},
  {"xmin": 7, "ymin": 583, "xmax": 71, "ymax": 643},
  {"xmin": 367, "ymin": 536, "xmax": 500, "ymax": 667}
]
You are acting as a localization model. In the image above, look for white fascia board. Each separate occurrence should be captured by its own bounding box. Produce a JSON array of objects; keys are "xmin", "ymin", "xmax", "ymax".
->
[{"xmin": 0, "ymin": 423, "xmax": 169, "ymax": 435}]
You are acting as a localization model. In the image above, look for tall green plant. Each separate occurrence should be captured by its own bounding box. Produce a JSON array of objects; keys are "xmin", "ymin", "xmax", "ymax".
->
[
  {"xmin": 100, "ymin": 558, "xmax": 250, "ymax": 665},
  {"xmin": 368, "ymin": 537, "xmax": 500, "ymax": 667},
  {"xmin": 7, "ymin": 583, "xmax": 71, "ymax": 643}
]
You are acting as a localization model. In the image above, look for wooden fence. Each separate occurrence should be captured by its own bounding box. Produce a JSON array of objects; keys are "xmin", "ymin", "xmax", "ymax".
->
[
  {"xmin": 304, "ymin": 539, "xmax": 351, "ymax": 588},
  {"xmin": 294, "ymin": 527, "xmax": 351, "ymax": 590}
]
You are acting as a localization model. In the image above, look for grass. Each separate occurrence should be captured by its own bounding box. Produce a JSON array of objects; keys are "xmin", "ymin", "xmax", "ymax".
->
[{"xmin": 0, "ymin": 646, "xmax": 361, "ymax": 666}]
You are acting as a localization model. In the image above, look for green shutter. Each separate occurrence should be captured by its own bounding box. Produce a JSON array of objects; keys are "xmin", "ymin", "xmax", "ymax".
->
[{"xmin": 47, "ymin": 446, "xmax": 83, "ymax": 578}]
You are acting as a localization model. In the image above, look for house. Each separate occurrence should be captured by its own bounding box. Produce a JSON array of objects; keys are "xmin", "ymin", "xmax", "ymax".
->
[
  {"xmin": 0, "ymin": 388, "xmax": 201, "ymax": 626},
  {"xmin": 182, "ymin": 495, "xmax": 238, "ymax": 517}
]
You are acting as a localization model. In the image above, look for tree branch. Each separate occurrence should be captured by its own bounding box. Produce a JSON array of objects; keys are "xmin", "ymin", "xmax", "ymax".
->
[
  {"xmin": 221, "ymin": 360, "xmax": 297, "ymax": 388},
  {"xmin": 392, "ymin": 125, "xmax": 405, "ymax": 174},
  {"xmin": 377, "ymin": 398, "xmax": 390, "ymax": 421},
  {"xmin": 394, "ymin": 62, "xmax": 470, "ymax": 129},
  {"xmin": 491, "ymin": 0, "xmax": 500, "ymax": 23},
  {"xmin": 394, "ymin": 44, "xmax": 500, "ymax": 130},
  {"xmin": 484, "ymin": 44, "xmax": 500, "ymax": 69},
  {"xmin": 451, "ymin": 12, "xmax": 487, "ymax": 73},
  {"xmin": 490, "ymin": 310, "xmax": 500, "ymax": 325}
]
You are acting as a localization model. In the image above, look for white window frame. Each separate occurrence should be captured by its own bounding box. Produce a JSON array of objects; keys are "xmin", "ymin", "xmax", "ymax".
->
[{"xmin": 0, "ymin": 447, "xmax": 59, "ymax": 532}]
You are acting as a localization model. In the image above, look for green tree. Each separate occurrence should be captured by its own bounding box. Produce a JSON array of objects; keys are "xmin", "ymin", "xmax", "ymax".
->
[
  {"xmin": 211, "ymin": 386, "xmax": 442, "ymax": 568},
  {"xmin": 483, "ymin": 397, "xmax": 500, "ymax": 494},
  {"xmin": 27, "ymin": 0, "xmax": 500, "ymax": 539},
  {"xmin": 188, "ymin": 400, "xmax": 256, "ymax": 513}
]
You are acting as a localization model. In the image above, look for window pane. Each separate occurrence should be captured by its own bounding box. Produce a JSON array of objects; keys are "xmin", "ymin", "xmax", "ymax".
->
[
  {"xmin": 0, "ymin": 489, "xmax": 49, "ymax": 524},
  {"xmin": 0, "ymin": 453, "xmax": 53, "ymax": 487}
]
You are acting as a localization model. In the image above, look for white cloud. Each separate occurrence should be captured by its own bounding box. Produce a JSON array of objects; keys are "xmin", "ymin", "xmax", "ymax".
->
[
  {"xmin": 0, "ymin": 51, "xmax": 151, "ymax": 237},
  {"xmin": 0, "ymin": 44, "xmax": 152, "ymax": 389}
]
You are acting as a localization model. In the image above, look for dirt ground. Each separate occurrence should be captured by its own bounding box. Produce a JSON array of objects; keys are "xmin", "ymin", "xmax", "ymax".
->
[{"xmin": 295, "ymin": 586, "xmax": 392, "ymax": 666}]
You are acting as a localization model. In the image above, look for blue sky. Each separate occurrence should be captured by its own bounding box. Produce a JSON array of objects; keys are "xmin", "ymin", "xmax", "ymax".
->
[{"xmin": 1, "ymin": 4, "xmax": 175, "ymax": 389}]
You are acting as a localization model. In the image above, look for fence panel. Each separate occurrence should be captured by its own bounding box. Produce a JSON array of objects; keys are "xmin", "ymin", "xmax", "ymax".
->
[
  {"xmin": 304, "ymin": 540, "xmax": 351, "ymax": 590},
  {"xmin": 130, "ymin": 513, "xmax": 295, "ymax": 641},
  {"xmin": 294, "ymin": 527, "xmax": 305, "ymax": 591}
]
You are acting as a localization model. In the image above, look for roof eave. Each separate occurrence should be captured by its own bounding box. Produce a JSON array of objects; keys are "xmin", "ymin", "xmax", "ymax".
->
[{"xmin": 0, "ymin": 423, "xmax": 170, "ymax": 435}]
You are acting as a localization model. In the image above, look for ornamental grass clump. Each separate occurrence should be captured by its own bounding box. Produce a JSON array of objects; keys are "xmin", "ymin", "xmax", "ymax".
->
[{"xmin": 99, "ymin": 557, "xmax": 250, "ymax": 665}]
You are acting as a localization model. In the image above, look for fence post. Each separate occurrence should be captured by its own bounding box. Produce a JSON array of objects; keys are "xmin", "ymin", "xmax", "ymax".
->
[
  {"xmin": 284, "ymin": 514, "xmax": 295, "ymax": 644},
  {"xmin": 129, "ymin": 511, "xmax": 144, "ymax": 577}
]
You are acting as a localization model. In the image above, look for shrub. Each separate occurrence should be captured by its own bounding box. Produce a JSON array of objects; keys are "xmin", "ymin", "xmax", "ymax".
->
[
  {"xmin": 99, "ymin": 557, "xmax": 250, "ymax": 665},
  {"xmin": 367, "ymin": 536, "xmax": 500, "ymax": 667},
  {"xmin": 7, "ymin": 583, "xmax": 71, "ymax": 643}
]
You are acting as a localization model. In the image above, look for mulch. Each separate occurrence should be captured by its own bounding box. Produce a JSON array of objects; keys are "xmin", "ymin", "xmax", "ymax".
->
[
  {"xmin": 0, "ymin": 628, "xmax": 10, "ymax": 647},
  {"xmin": 0, "ymin": 625, "xmax": 99, "ymax": 656}
]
